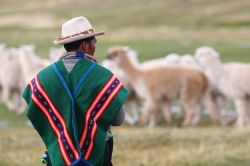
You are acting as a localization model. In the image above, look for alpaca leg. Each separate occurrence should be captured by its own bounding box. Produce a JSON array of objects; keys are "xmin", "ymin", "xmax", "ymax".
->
[
  {"xmin": 16, "ymin": 98, "xmax": 27, "ymax": 115},
  {"xmin": 130, "ymin": 100, "xmax": 141, "ymax": 122},
  {"xmin": 216, "ymin": 95, "xmax": 236, "ymax": 126},
  {"xmin": 234, "ymin": 98, "xmax": 249, "ymax": 128},
  {"xmin": 138, "ymin": 98, "xmax": 156, "ymax": 126},
  {"xmin": 181, "ymin": 103, "xmax": 198, "ymax": 127},
  {"xmin": 148, "ymin": 110, "xmax": 158, "ymax": 127},
  {"xmin": 216, "ymin": 95, "xmax": 228, "ymax": 115},
  {"xmin": 148, "ymin": 101, "xmax": 159, "ymax": 127},
  {"xmin": 2, "ymin": 87, "xmax": 16, "ymax": 111},
  {"xmin": 203, "ymin": 92, "xmax": 220, "ymax": 125},
  {"xmin": 160, "ymin": 101, "xmax": 172, "ymax": 125},
  {"xmin": 247, "ymin": 99, "xmax": 250, "ymax": 126},
  {"xmin": 0, "ymin": 86, "xmax": 3, "ymax": 103},
  {"xmin": 191, "ymin": 104, "xmax": 202, "ymax": 125},
  {"xmin": 125, "ymin": 101, "xmax": 140, "ymax": 125}
]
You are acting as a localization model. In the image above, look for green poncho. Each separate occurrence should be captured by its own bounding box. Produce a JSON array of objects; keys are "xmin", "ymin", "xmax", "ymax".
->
[{"xmin": 22, "ymin": 58, "xmax": 129, "ymax": 166}]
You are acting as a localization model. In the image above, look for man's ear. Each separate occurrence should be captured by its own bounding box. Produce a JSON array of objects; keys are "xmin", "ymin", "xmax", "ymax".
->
[{"xmin": 81, "ymin": 41, "xmax": 89, "ymax": 51}]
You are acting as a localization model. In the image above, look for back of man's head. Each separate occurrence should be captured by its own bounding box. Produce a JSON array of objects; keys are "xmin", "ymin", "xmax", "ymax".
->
[{"xmin": 64, "ymin": 37, "xmax": 94, "ymax": 52}]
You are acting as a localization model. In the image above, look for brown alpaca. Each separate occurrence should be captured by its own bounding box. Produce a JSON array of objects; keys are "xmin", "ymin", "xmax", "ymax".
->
[{"xmin": 107, "ymin": 46, "xmax": 209, "ymax": 127}]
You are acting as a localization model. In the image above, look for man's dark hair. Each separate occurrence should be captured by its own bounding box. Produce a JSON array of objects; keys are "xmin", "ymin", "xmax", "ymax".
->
[{"xmin": 64, "ymin": 37, "xmax": 94, "ymax": 52}]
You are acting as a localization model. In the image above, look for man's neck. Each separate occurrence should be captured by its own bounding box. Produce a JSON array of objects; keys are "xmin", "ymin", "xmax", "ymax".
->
[{"xmin": 64, "ymin": 51, "xmax": 96, "ymax": 62}]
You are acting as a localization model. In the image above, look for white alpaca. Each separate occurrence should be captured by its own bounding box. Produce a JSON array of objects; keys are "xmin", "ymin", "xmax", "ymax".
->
[
  {"xmin": 195, "ymin": 46, "xmax": 250, "ymax": 127},
  {"xmin": 0, "ymin": 47, "xmax": 25, "ymax": 113},
  {"xmin": 107, "ymin": 46, "xmax": 208, "ymax": 127},
  {"xmin": 18, "ymin": 45, "xmax": 50, "ymax": 84},
  {"xmin": 13, "ymin": 45, "xmax": 51, "ymax": 114}
]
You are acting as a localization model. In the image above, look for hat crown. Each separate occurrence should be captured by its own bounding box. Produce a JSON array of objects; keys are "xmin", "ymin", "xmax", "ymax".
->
[
  {"xmin": 61, "ymin": 16, "xmax": 93, "ymax": 37},
  {"xmin": 54, "ymin": 16, "xmax": 104, "ymax": 45}
]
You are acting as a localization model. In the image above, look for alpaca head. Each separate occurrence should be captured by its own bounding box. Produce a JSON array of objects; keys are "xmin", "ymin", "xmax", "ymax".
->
[
  {"xmin": 19, "ymin": 44, "xmax": 37, "ymax": 58},
  {"xmin": 194, "ymin": 46, "xmax": 220, "ymax": 66},
  {"xmin": 164, "ymin": 53, "xmax": 181, "ymax": 65},
  {"xmin": 181, "ymin": 54, "xmax": 196, "ymax": 65},
  {"xmin": 107, "ymin": 46, "xmax": 138, "ymax": 66}
]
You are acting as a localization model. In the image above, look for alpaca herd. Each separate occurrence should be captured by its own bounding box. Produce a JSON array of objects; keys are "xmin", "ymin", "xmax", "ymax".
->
[
  {"xmin": 0, "ymin": 43, "xmax": 249, "ymax": 128},
  {"xmin": 104, "ymin": 46, "xmax": 250, "ymax": 128},
  {"xmin": 106, "ymin": 46, "xmax": 209, "ymax": 127},
  {"xmin": 0, "ymin": 44, "xmax": 64, "ymax": 114}
]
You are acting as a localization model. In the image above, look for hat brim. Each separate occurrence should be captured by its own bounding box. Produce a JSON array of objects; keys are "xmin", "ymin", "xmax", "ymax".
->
[{"xmin": 53, "ymin": 31, "xmax": 105, "ymax": 45}]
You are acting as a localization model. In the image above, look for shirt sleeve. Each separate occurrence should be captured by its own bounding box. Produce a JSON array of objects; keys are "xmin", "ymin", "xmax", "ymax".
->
[{"xmin": 111, "ymin": 105, "xmax": 126, "ymax": 126}]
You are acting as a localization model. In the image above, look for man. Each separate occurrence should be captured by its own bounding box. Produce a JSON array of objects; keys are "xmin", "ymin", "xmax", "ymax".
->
[{"xmin": 22, "ymin": 16, "xmax": 129, "ymax": 166}]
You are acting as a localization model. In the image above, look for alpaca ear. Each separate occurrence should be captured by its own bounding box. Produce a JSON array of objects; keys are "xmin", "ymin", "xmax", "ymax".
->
[
  {"xmin": 123, "ymin": 46, "xmax": 138, "ymax": 58},
  {"xmin": 211, "ymin": 50, "xmax": 220, "ymax": 58},
  {"xmin": 122, "ymin": 46, "xmax": 130, "ymax": 52},
  {"xmin": 194, "ymin": 46, "xmax": 220, "ymax": 60},
  {"xmin": 203, "ymin": 47, "xmax": 220, "ymax": 59},
  {"xmin": 127, "ymin": 49, "xmax": 138, "ymax": 58}
]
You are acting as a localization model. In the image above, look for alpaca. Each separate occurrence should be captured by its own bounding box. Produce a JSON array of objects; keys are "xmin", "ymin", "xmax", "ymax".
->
[
  {"xmin": 195, "ymin": 46, "xmax": 250, "ymax": 127},
  {"xmin": 0, "ymin": 59, "xmax": 24, "ymax": 112},
  {"xmin": 0, "ymin": 45, "xmax": 50, "ymax": 115},
  {"xmin": 13, "ymin": 45, "xmax": 51, "ymax": 114},
  {"xmin": 104, "ymin": 49, "xmax": 220, "ymax": 126},
  {"xmin": 178, "ymin": 54, "xmax": 222, "ymax": 125},
  {"xmin": 102, "ymin": 52, "xmax": 183, "ymax": 125},
  {"xmin": 0, "ymin": 47, "xmax": 25, "ymax": 113},
  {"xmin": 107, "ymin": 46, "xmax": 208, "ymax": 127},
  {"xmin": 18, "ymin": 45, "xmax": 50, "ymax": 84}
]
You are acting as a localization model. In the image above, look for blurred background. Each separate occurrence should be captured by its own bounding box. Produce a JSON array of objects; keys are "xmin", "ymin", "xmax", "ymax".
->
[{"xmin": 1, "ymin": 0, "xmax": 250, "ymax": 166}]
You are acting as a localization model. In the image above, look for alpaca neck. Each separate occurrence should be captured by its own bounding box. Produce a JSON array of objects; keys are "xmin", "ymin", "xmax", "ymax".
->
[
  {"xmin": 118, "ymin": 55, "xmax": 149, "ymax": 99},
  {"xmin": 19, "ymin": 52, "xmax": 38, "ymax": 81},
  {"xmin": 204, "ymin": 58, "xmax": 224, "ymax": 86},
  {"xmin": 210, "ymin": 59, "xmax": 224, "ymax": 75},
  {"xmin": 119, "ymin": 55, "xmax": 141, "ymax": 83}
]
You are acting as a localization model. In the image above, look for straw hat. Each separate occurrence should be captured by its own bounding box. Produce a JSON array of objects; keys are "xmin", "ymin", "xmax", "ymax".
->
[{"xmin": 53, "ymin": 16, "xmax": 105, "ymax": 45}]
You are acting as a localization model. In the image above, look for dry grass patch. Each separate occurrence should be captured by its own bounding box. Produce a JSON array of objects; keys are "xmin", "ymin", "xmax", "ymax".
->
[{"xmin": 1, "ymin": 126, "xmax": 250, "ymax": 166}]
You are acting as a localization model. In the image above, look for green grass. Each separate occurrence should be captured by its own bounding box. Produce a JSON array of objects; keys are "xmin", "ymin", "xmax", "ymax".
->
[
  {"xmin": 1, "ymin": 0, "xmax": 250, "ymax": 62},
  {"xmin": 0, "ymin": 104, "xmax": 27, "ymax": 129},
  {"xmin": 4, "ymin": 37, "xmax": 250, "ymax": 62},
  {"xmin": 95, "ymin": 39, "xmax": 250, "ymax": 62},
  {"xmin": 2, "ymin": 0, "xmax": 250, "ymax": 28}
]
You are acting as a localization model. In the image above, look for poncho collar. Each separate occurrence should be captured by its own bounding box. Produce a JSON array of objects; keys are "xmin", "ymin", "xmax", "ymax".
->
[{"xmin": 61, "ymin": 51, "xmax": 97, "ymax": 63}]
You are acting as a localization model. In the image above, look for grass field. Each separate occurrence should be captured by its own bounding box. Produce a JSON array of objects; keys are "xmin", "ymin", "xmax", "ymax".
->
[
  {"xmin": 1, "ymin": 0, "xmax": 250, "ymax": 165},
  {"xmin": 1, "ymin": 105, "xmax": 250, "ymax": 166},
  {"xmin": 1, "ymin": 113, "xmax": 250, "ymax": 166}
]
